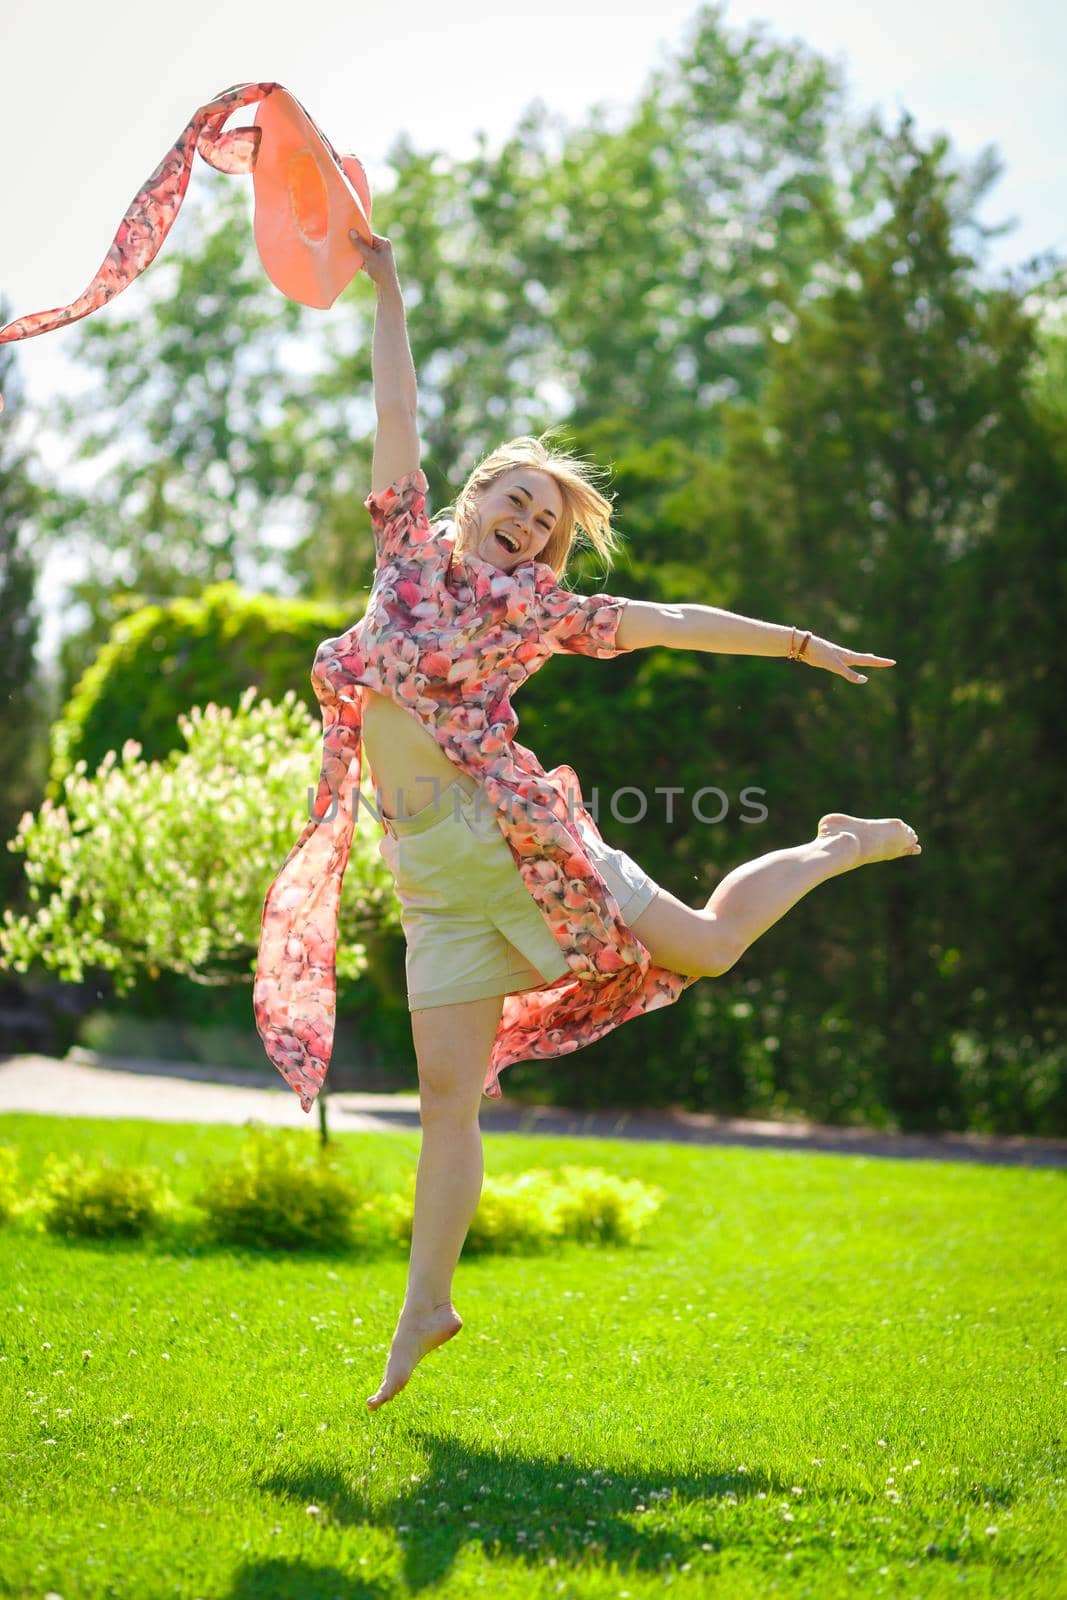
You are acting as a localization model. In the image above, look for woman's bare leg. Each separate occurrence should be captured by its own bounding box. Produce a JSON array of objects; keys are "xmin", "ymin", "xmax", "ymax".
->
[
  {"xmin": 630, "ymin": 813, "xmax": 921, "ymax": 978},
  {"xmin": 367, "ymin": 992, "xmax": 505, "ymax": 1413}
]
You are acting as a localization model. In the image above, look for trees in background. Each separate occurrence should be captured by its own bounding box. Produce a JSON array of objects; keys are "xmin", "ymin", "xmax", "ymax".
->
[{"xmin": 644, "ymin": 116, "xmax": 1067, "ymax": 1132}]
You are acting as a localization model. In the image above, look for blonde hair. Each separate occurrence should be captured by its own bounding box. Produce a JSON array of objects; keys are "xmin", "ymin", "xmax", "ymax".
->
[{"xmin": 436, "ymin": 430, "xmax": 626, "ymax": 582}]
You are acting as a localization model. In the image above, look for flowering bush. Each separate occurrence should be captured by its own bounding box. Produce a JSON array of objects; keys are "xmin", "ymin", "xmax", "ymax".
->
[{"xmin": 0, "ymin": 687, "xmax": 401, "ymax": 993}]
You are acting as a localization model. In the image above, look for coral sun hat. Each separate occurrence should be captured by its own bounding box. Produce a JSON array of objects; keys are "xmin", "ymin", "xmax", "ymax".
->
[
  {"xmin": 252, "ymin": 87, "xmax": 373, "ymax": 307},
  {"xmin": 0, "ymin": 82, "xmax": 374, "ymax": 413}
]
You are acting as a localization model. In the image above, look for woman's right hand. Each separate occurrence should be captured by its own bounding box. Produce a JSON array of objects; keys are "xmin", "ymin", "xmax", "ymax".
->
[{"xmin": 350, "ymin": 228, "xmax": 399, "ymax": 289}]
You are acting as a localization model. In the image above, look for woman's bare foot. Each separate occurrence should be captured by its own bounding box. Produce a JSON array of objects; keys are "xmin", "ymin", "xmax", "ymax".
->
[
  {"xmin": 817, "ymin": 813, "xmax": 921, "ymax": 863},
  {"xmin": 366, "ymin": 1301, "xmax": 463, "ymax": 1412}
]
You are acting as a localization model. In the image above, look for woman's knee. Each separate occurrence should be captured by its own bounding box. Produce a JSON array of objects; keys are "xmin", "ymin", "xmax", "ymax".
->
[
  {"xmin": 629, "ymin": 894, "xmax": 739, "ymax": 978},
  {"xmin": 416, "ymin": 1054, "xmax": 482, "ymax": 1116}
]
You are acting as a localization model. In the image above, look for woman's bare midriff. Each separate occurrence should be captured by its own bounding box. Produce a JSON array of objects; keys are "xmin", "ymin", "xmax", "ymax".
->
[{"xmin": 362, "ymin": 687, "xmax": 480, "ymax": 819}]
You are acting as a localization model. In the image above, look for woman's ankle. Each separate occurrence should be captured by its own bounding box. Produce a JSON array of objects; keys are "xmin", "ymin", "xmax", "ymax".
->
[
  {"xmin": 812, "ymin": 829, "xmax": 860, "ymax": 869},
  {"xmin": 401, "ymin": 1293, "xmax": 454, "ymax": 1318}
]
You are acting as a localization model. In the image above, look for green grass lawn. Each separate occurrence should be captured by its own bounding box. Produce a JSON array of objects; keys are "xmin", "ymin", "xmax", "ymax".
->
[{"xmin": 1, "ymin": 1111, "xmax": 1064, "ymax": 1598}]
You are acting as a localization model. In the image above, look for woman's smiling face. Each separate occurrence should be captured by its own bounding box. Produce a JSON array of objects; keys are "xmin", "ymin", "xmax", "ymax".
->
[{"xmin": 467, "ymin": 468, "xmax": 564, "ymax": 572}]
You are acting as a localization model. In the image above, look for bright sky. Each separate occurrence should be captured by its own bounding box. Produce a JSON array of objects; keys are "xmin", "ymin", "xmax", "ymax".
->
[{"xmin": 2, "ymin": 0, "xmax": 1064, "ymax": 661}]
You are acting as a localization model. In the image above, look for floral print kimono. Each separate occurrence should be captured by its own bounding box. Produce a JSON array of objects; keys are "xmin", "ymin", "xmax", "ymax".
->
[{"xmin": 253, "ymin": 469, "xmax": 700, "ymax": 1111}]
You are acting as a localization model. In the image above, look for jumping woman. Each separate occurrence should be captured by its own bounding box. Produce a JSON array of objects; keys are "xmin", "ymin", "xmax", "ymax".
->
[{"xmin": 253, "ymin": 231, "xmax": 922, "ymax": 1414}]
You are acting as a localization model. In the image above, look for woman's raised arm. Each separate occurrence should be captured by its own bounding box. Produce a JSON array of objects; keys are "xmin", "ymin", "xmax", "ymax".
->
[{"xmin": 352, "ymin": 230, "xmax": 421, "ymax": 494}]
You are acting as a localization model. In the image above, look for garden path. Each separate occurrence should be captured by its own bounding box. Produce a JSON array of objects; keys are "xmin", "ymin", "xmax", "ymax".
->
[{"xmin": 1, "ymin": 1049, "xmax": 1064, "ymax": 1168}]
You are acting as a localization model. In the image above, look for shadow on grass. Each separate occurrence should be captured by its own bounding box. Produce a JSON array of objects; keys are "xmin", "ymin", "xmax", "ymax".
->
[
  {"xmin": 244, "ymin": 1431, "xmax": 1018, "ymax": 1593},
  {"xmin": 255, "ymin": 1438, "xmax": 772, "ymax": 1590}
]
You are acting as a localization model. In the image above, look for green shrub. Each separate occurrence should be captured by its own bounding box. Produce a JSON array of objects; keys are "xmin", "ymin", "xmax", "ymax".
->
[
  {"xmin": 47, "ymin": 581, "xmax": 351, "ymax": 797},
  {"xmin": 372, "ymin": 1180, "xmax": 419, "ymax": 1250},
  {"xmin": 1, "ymin": 688, "xmax": 400, "ymax": 995},
  {"xmin": 347, "ymin": 1196, "xmax": 402, "ymax": 1254},
  {"xmin": 36, "ymin": 1152, "xmax": 171, "ymax": 1239},
  {"xmin": 193, "ymin": 1125, "xmax": 368, "ymax": 1252},
  {"xmin": 0, "ymin": 1143, "xmax": 21, "ymax": 1225},
  {"xmin": 464, "ymin": 1169, "xmax": 567, "ymax": 1255},
  {"xmin": 371, "ymin": 1169, "xmax": 561, "ymax": 1255},
  {"xmin": 552, "ymin": 1164, "xmax": 664, "ymax": 1244},
  {"xmin": 371, "ymin": 1164, "xmax": 664, "ymax": 1256}
]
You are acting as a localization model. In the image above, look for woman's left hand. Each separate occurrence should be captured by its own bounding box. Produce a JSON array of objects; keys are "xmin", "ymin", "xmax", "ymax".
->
[
  {"xmin": 798, "ymin": 635, "xmax": 896, "ymax": 684},
  {"xmin": 349, "ymin": 228, "xmax": 399, "ymax": 290}
]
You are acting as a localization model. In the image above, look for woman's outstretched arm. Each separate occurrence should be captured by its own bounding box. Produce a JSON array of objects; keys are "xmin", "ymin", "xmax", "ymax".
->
[{"xmin": 615, "ymin": 599, "xmax": 895, "ymax": 684}]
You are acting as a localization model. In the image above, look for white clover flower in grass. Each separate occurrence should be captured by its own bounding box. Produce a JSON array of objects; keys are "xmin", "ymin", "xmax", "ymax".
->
[{"xmin": 1, "ymin": 688, "xmax": 401, "ymax": 991}]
